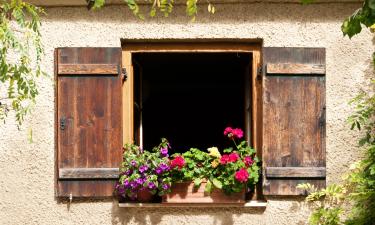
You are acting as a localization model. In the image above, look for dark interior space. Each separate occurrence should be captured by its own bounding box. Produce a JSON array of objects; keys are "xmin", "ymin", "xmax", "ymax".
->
[{"xmin": 133, "ymin": 52, "xmax": 252, "ymax": 154}]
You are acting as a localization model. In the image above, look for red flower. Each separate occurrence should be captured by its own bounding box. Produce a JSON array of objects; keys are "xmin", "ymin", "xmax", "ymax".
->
[
  {"xmin": 224, "ymin": 127, "xmax": 233, "ymax": 136},
  {"xmin": 228, "ymin": 152, "xmax": 239, "ymax": 163},
  {"xmin": 170, "ymin": 156, "xmax": 185, "ymax": 169},
  {"xmin": 223, "ymin": 127, "xmax": 244, "ymax": 139},
  {"xmin": 235, "ymin": 168, "xmax": 249, "ymax": 183},
  {"xmin": 220, "ymin": 154, "xmax": 230, "ymax": 165},
  {"xmin": 244, "ymin": 156, "xmax": 253, "ymax": 167},
  {"xmin": 232, "ymin": 128, "xmax": 243, "ymax": 139}
]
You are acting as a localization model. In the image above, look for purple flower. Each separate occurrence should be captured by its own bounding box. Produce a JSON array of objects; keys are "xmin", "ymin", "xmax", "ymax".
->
[
  {"xmin": 124, "ymin": 169, "xmax": 132, "ymax": 176},
  {"xmin": 162, "ymin": 184, "xmax": 170, "ymax": 190},
  {"xmin": 130, "ymin": 181, "xmax": 137, "ymax": 188},
  {"xmin": 139, "ymin": 165, "xmax": 148, "ymax": 173},
  {"xmin": 155, "ymin": 167, "xmax": 163, "ymax": 175},
  {"xmin": 135, "ymin": 178, "xmax": 145, "ymax": 185},
  {"xmin": 130, "ymin": 160, "xmax": 137, "ymax": 167},
  {"xmin": 148, "ymin": 182, "xmax": 156, "ymax": 190},
  {"xmin": 124, "ymin": 179, "xmax": 130, "ymax": 188},
  {"xmin": 160, "ymin": 147, "xmax": 168, "ymax": 157},
  {"xmin": 159, "ymin": 163, "xmax": 170, "ymax": 171},
  {"xmin": 117, "ymin": 185, "xmax": 125, "ymax": 194}
]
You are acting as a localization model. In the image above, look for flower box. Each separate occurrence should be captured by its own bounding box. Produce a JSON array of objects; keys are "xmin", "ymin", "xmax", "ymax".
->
[{"xmin": 162, "ymin": 181, "xmax": 246, "ymax": 204}]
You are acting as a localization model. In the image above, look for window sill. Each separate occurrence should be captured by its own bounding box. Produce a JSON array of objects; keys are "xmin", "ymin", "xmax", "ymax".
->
[{"xmin": 118, "ymin": 200, "xmax": 267, "ymax": 208}]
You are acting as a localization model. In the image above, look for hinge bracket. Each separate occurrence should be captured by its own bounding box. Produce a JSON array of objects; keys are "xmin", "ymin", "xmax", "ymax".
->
[
  {"xmin": 122, "ymin": 68, "xmax": 127, "ymax": 81},
  {"xmin": 256, "ymin": 65, "xmax": 262, "ymax": 80}
]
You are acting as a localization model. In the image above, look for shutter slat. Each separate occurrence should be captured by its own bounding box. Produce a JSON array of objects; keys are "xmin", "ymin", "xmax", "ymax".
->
[
  {"xmin": 265, "ymin": 167, "xmax": 326, "ymax": 178},
  {"xmin": 56, "ymin": 47, "xmax": 122, "ymax": 198},
  {"xmin": 262, "ymin": 47, "xmax": 326, "ymax": 196},
  {"xmin": 59, "ymin": 168, "xmax": 120, "ymax": 180},
  {"xmin": 58, "ymin": 64, "xmax": 119, "ymax": 75},
  {"xmin": 266, "ymin": 63, "xmax": 325, "ymax": 75}
]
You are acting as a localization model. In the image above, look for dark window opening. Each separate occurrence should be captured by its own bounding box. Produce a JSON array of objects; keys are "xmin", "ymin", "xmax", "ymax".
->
[{"xmin": 133, "ymin": 52, "xmax": 252, "ymax": 154}]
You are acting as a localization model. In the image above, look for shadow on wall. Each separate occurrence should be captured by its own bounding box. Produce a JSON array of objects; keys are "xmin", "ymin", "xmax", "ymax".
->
[{"xmin": 110, "ymin": 202, "xmax": 267, "ymax": 225}]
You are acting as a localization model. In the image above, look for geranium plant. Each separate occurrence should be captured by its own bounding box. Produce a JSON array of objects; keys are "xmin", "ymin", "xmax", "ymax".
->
[
  {"xmin": 169, "ymin": 127, "xmax": 260, "ymax": 195},
  {"xmin": 116, "ymin": 138, "xmax": 172, "ymax": 201}
]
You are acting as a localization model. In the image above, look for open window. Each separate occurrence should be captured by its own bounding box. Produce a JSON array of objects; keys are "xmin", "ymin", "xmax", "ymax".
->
[
  {"xmin": 132, "ymin": 52, "xmax": 252, "ymax": 153},
  {"xmin": 55, "ymin": 43, "xmax": 326, "ymax": 199}
]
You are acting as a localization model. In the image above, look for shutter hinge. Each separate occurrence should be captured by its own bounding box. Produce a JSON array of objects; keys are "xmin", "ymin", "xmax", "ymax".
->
[
  {"xmin": 256, "ymin": 65, "xmax": 263, "ymax": 80},
  {"xmin": 60, "ymin": 117, "xmax": 66, "ymax": 130},
  {"xmin": 122, "ymin": 68, "xmax": 127, "ymax": 82}
]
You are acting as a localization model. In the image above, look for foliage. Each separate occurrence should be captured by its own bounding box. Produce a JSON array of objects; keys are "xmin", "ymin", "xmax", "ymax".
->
[
  {"xmin": 345, "ymin": 81, "xmax": 375, "ymax": 225},
  {"xmin": 341, "ymin": 0, "xmax": 375, "ymax": 39},
  {"xmin": 116, "ymin": 138, "xmax": 172, "ymax": 200},
  {"xmin": 0, "ymin": 0, "xmax": 45, "ymax": 127},
  {"xmin": 169, "ymin": 127, "xmax": 260, "ymax": 195},
  {"xmin": 298, "ymin": 183, "xmax": 346, "ymax": 225},
  {"xmin": 298, "ymin": 80, "xmax": 375, "ymax": 225},
  {"xmin": 91, "ymin": 0, "xmax": 215, "ymax": 20}
]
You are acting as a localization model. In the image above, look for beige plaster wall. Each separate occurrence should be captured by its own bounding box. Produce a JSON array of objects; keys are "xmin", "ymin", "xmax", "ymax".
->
[{"xmin": 0, "ymin": 2, "xmax": 373, "ymax": 225}]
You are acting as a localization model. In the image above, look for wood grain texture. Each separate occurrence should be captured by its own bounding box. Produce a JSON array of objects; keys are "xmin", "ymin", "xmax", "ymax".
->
[
  {"xmin": 58, "ymin": 64, "xmax": 119, "ymax": 75},
  {"xmin": 162, "ymin": 182, "xmax": 245, "ymax": 204},
  {"xmin": 262, "ymin": 47, "xmax": 326, "ymax": 196},
  {"xmin": 59, "ymin": 168, "xmax": 119, "ymax": 179},
  {"xmin": 56, "ymin": 47, "xmax": 122, "ymax": 198},
  {"xmin": 266, "ymin": 63, "xmax": 325, "ymax": 75},
  {"xmin": 265, "ymin": 167, "xmax": 326, "ymax": 178},
  {"xmin": 122, "ymin": 51, "xmax": 134, "ymax": 145}
]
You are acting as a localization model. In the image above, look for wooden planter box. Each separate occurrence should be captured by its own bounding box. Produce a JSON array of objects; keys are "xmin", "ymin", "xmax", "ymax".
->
[{"xmin": 162, "ymin": 181, "xmax": 245, "ymax": 203}]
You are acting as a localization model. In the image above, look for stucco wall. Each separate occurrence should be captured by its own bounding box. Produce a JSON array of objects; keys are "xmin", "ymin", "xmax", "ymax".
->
[{"xmin": 0, "ymin": 2, "xmax": 373, "ymax": 225}]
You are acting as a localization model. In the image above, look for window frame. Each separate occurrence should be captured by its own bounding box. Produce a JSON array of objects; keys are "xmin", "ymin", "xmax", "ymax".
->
[{"xmin": 121, "ymin": 40, "xmax": 263, "ymax": 199}]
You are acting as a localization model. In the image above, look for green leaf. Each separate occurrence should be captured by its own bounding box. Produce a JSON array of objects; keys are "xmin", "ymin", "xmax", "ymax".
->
[
  {"xmin": 369, "ymin": 0, "xmax": 375, "ymax": 9},
  {"xmin": 204, "ymin": 180, "xmax": 213, "ymax": 193},
  {"xmin": 194, "ymin": 178, "xmax": 202, "ymax": 187},
  {"xmin": 212, "ymin": 178, "xmax": 222, "ymax": 189}
]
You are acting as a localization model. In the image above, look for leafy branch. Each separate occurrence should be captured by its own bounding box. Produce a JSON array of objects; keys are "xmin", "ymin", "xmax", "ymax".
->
[
  {"xmin": 90, "ymin": 0, "xmax": 215, "ymax": 20},
  {"xmin": 0, "ymin": 0, "xmax": 45, "ymax": 127}
]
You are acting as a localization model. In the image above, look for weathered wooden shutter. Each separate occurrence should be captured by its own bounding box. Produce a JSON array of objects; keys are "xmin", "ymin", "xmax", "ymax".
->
[
  {"xmin": 56, "ymin": 48, "xmax": 122, "ymax": 197},
  {"xmin": 262, "ymin": 47, "xmax": 326, "ymax": 195}
]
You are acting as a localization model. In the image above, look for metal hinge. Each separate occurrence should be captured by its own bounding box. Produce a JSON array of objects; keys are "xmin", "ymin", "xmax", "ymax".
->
[
  {"xmin": 60, "ymin": 117, "xmax": 66, "ymax": 130},
  {"xmin": 256, "ymin": 65, "xmax": 263, "ymax": 80},
  {"xmin": 122, "ymin": 68, "xmax": 127, "ymax": 81}
]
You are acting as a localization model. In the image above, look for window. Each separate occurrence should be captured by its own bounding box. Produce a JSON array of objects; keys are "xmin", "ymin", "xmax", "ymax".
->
[
  {"xmin": 132, "ymin": 52, "xmax": 252, "ymax": 153},
  {"xmin": 55, "ymin": 42, "xmax": 326, "ymax": 198}
]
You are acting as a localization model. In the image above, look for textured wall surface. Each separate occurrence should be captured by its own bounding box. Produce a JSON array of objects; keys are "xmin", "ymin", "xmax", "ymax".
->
[{"xmin": 0, "ymin": 2, "xmax": 373, "ymax": 225}]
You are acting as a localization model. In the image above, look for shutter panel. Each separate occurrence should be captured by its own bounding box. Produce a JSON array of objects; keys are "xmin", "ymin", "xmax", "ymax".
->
[
  {"xmin": 262, "ymin": 47, "xmax": 326, "ymax": 195},
  {"xmin": 56, "ymin": 48, "xmax": 122, "ymax": 197}
]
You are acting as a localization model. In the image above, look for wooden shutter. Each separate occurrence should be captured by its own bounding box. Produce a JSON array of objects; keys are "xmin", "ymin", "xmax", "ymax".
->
[
  {"xmin": 55, "ymin": 48, "xmax": 122, "ymax": 197},
  {"xmin": 262, "ymin": 47, "xmax": 326, "ymax": 195}
]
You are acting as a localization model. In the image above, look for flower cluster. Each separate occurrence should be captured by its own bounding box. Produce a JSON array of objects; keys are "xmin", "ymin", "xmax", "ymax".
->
[
  {"xmin": 170, "ymin": 155, "xmax": 185, "ymax": 169},
  {"xmin": 116, "ymin": 139, "xmax": 172, "ymax": 200},
  {"xmin": 220, "ymin": 152, "xmax": 240, "ymax": 165},
  {"xmin": 169, "ymin": 127, "xmax": 259, "ymax": 195},
  {"xmin": 224, "ymin": 127, "xmax": 244, "ymax": 139}
]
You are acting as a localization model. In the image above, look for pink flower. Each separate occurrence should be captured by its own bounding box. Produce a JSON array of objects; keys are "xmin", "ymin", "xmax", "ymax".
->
[
  {"xmin": 244, "ymin": 156, "xmax": 253, "ymax": 167},
  {"xmin": 170, "ymin": 156, "xmax": 185, "ymax": 169},
  {"xmin": 232, "ymin": 128, "xmax": 243, "ymax": 139},
  {"xmin": 220, "ymin": 154, "xmax": 230, "ymax": 165},
  {"xmin": 224, "ymin": 127, "xmax": 233, "ymax": 136},
  {"xmin": 223, "ymin": 127, "xmax": 244, "ymax": 139},
  {"xmin": 228, "ymin": 152, "xmax": 239, "ymax": 163},
  {"xmin": 235, "ymin": 168, "xmax": 249, "ymax": 183}
]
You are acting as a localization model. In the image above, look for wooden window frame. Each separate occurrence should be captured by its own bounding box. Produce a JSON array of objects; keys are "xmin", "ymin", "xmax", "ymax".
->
[{"xmin": 121, "ymin": 40, "xmax": 263, "ymax": 198}]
